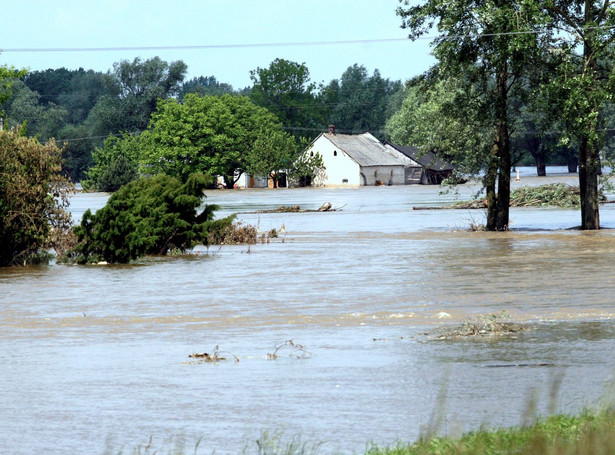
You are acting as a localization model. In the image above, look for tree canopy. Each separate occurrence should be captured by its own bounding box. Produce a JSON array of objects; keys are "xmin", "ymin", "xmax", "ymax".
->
[
  {"xmin": 397, "ymin": 0, "xmax": 547, "ymax": 230},
  {"xmin": 321, "ymin": 64, "xmax": 403, "ymax": 137},
  {"xmin": 250, "ymin": 58, "xmax": 323, "ymax": 135},
  {"xmin": 68, "ymin": 173, "xmax": 226, "ymax": 264},
  {"xmin": 0, "ymin": 129, "xmax": 74, "ymax": 266},
  {"xmin": 138, "ymin": 93, "xmax": 284, "ymax": 187}
]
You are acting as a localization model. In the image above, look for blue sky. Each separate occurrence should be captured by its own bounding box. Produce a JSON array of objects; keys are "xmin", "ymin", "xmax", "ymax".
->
[{"xmin": 1, "ymin": 1, "xmax": 436, "ymax": 89}]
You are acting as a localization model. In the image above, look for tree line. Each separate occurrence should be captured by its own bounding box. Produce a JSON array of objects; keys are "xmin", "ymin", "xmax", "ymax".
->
[{"xmin": 0, "ymin": 57, "xmax": 404, "ymax": 184}]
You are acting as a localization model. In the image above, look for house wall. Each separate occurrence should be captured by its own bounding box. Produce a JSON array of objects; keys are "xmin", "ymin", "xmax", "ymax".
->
[
  {"xmin": 362, "ymin": 166, "xmax": 406, "ymax": 186},
  {"xmin": 307, "ymin": 136, "xmax": 361, "ymax": 186}
]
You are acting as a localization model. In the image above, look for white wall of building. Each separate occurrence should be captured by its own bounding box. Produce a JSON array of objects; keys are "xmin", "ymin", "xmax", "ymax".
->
[{"xmin": 307, "ymin": 135, "xmax": 361, "ymax": 186}]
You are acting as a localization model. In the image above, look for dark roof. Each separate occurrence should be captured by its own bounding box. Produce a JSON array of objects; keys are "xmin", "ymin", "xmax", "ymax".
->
[
  {"xmin": 386, "ymin": 143, "xmax": 455, "ymax": 172},
  {"xmin": 323, "ymin": 133, "xmax": 406, "ymax": 167}
]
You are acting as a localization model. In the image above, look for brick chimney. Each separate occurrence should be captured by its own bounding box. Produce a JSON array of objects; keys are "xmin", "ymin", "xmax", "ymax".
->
[{"xmin": 328, "ymin": 124, "xmax": 335, "ymax": 134}]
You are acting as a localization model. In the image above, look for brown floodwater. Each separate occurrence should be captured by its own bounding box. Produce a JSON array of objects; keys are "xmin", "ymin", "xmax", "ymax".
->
[{"xmin": 2, "ymin": 169, "xmax": 615, "ymax": 454}]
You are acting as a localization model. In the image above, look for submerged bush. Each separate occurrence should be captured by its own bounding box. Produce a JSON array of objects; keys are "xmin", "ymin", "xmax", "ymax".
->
[{"xmin": 65, "ymin": 173, "xmax": 233, "ymax": 264}]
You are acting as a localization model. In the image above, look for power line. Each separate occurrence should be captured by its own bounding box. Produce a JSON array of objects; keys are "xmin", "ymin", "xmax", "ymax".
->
[
  {"xmin": 3, "ymin": 24, "xmax": 615, "ymax": 54},
  {"xmin": 0, "ymin": 38, "xmax": 410, "ymax": 54}
]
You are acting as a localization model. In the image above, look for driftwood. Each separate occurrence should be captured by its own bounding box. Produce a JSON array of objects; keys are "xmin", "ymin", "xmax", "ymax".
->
[
  {"xmin": 254, "ymin": 202, "xmax": 342, "ymax": 213},
  {"xmin": 414, "ymin": 200, "xmax": 487, "ymax": 210}
]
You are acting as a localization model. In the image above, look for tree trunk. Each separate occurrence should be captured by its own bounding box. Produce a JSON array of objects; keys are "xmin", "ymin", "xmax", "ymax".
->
[
  {"xmin": 578, "ymin": 137, "xmax": 600, "ymax": 229},
  {"xmin": 495, "ymin": 64, "xmax": 510, "ymax": 231},
  {"xmin": 578, "ymin": 0, "xmax": 600, "ymax": 230},
  {"xmin": 567, "ymin": 155, "xmax": 578, "ymax": 173},
  {"xmin": 532, "ymin": 145, "xmax": 547, "ymax": 176},
  {"xmin": 485, "ymin": 153, "xmax": 498, "ymax": 231}
]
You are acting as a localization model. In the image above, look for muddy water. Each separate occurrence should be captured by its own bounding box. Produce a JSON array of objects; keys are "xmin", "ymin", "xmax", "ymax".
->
[{"xmin": 2, "ymin": 171, "xmax": 615, "ymax": 454}]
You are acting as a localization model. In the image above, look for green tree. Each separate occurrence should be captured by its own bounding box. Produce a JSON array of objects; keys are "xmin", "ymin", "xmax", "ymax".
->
[
  {"xmin": 56, "ymin": 124, "xmax": 95, "ymax": 181},
  {"xmin": 244, "ymin": 128, "xmax": 298, "ymax": 187},
  {"xmin": 85, "ymin": 57, "xmax": 187, "ymax": 137},
  {"xmin": 4, "ymin": 80, "xmax": 68, "ymax": 141},
  {"xmin": 0, "ymin": 65, "xmax": 28, "ymax": 114},
  {"xmin": 68, "ymin": 173, "xmax": 227, "ymax": 264},
  {"xmin": 0, "ymin": 129, "xmax": 74, "ymax": 266},
  {"xmin": 321, "ymin": 64, "xmax": 403, "ymax": 137},
  {"xmin": 139, "ymin": 93, "xmax": 283, "ymax": 187},
  {"xmin": 539, "ymin": 1, "xmax": 615, "ymax": 229},
  {"xmin": 82, "ymin": 134, "xmax": 141, "ymax": 191},
  {"xmin": 397, "ymin": 0, "xmax": 546, "ymax": 230},
  {"xmin": 180, "ymin": 76, "xmax": 235, "ymax": 99},
  {"xmin": 249, "ymin": 58, "xmax": 323, "ymax": 136},
  {"xmin": 386, "ymin": 74, "xmax": 492, "ymax": 180}
]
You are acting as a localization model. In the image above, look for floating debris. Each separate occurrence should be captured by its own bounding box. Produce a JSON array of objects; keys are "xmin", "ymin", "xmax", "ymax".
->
[
  {"xmin": 254, "ymin": 202, "xmax": 343, "ymax": 213},
  {"xmin": 267, "ymin": 340, "xmax": 311, "ymax": 360},
  {"xmin": 419, "ymin": 312, "xmax": 529, "ymax": 341},
  {"xmin": 186, "ymin": 345, "xmax": 239, "ymax": 363}
]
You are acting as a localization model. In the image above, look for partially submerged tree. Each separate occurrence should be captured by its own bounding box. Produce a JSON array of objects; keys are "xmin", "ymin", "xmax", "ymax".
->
[
  {"xmin": 244, "ymin": 128, "xmax": 298, "ymax": 187},
  {"xmin": 397, "ymin": 0, "xmax": 547, "ymax": 230},
  {"xmin": 68, "ymin": 173, "xmax": 231, "ymax": 264},
  {"xmin": 539, "ymin": 0, "xmax": 615, "ymax": 229},
  {"xmin": 0, "ymin": 129, "xmax": 74, "ymax": 266}
]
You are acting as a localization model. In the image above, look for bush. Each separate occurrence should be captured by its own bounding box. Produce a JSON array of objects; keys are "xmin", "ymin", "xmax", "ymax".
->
[
  {"xmin": 0, "ymin": 129, "xmax": 74, "ymax": 266},
  {"xmin": 66, "ymin": 173, "xmax": 229, "ymax": 264}
]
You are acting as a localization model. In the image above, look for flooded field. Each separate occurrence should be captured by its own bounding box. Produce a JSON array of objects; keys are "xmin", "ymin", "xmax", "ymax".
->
[{"xmin": 2, "ymin": 169, "xmax": 615, "ymax": 454}]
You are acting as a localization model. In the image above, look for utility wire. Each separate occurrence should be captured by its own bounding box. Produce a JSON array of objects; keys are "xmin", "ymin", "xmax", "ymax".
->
[{"xmin": 3, "ymin": 24, "xmax": 615, "ymax": 54}]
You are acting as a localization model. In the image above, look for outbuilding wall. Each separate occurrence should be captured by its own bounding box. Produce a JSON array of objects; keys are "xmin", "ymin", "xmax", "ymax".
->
[{"xmin": 361, "ymin": 166, "xmax": 406, "ymax": 186}]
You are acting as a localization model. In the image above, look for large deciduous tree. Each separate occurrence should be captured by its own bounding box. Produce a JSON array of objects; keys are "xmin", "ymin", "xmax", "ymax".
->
[
  {"xmin": 85, "ymin": 57, "xmax": 187, "ymax": 136},
  {"xmin": 386, "ymin": 74, "xmax": 493, "ymax": 180},
  {"xmin": 249, "ymin": 58, "xmax": 323, "ymax": 136},
  {"xmin": 397, "ymin": 0, "xmax": 546, "ymax": 230},
  {"xmin": 0, "ymin": 129, "xmax": 74, "ymax": 266},
  {"xmin": 540, "ymin": 0, "xmax": 615, "ymax": 229},
  {"xmin": 0, "ymin": 65, "xmax": 28, "ymax": 114},
  {"xmin": 139, "ymin": 94, "xmax": 283, "ymax": 187},
  {"xmin": 321, "ymin": 64, "xmax": 403, "ymax": 138}
]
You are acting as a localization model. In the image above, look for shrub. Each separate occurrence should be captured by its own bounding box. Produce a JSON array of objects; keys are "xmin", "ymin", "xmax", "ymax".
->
[{"xmin": 66, "ymin": 173, "xmax": 229, "ymax": 264}]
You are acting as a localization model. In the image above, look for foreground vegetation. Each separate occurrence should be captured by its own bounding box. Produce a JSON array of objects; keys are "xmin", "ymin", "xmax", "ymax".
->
[
  {"xmin": 367, "ymin": 409, "xmax": 615, "ymax": 455},
  {"xmin": 117, "ymin": 408, "xmax": 615, "ymax": 454}
]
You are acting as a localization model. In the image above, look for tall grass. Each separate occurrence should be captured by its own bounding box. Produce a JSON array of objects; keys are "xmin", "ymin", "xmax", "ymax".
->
[{"xmin": 366, "ymin": 408, "xmax": 615, "ymax": 455}]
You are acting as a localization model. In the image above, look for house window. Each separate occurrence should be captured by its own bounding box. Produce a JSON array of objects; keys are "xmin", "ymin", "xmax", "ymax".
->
[
  {"xmin": 342, "ymin": 179, "xmax": 348, "ymax": 183},
  {"xmin": 334, "ymin": 150, "xmax": 337, "ymax": 156}
]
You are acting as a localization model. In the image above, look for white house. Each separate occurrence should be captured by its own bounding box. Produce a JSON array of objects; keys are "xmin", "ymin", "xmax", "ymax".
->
[{"xmin": 304, "ymin": 127, "xmax": 410, "ymax": 186}]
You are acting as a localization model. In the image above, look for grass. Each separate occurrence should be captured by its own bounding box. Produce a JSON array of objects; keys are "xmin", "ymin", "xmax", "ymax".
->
[
  {"xmin": 115, "ymin": 408, "xmax": 615, "ymax": 454},
  {"xmin": 366, "ymin": 408, "xmax": 615, "ymax": 455}
]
